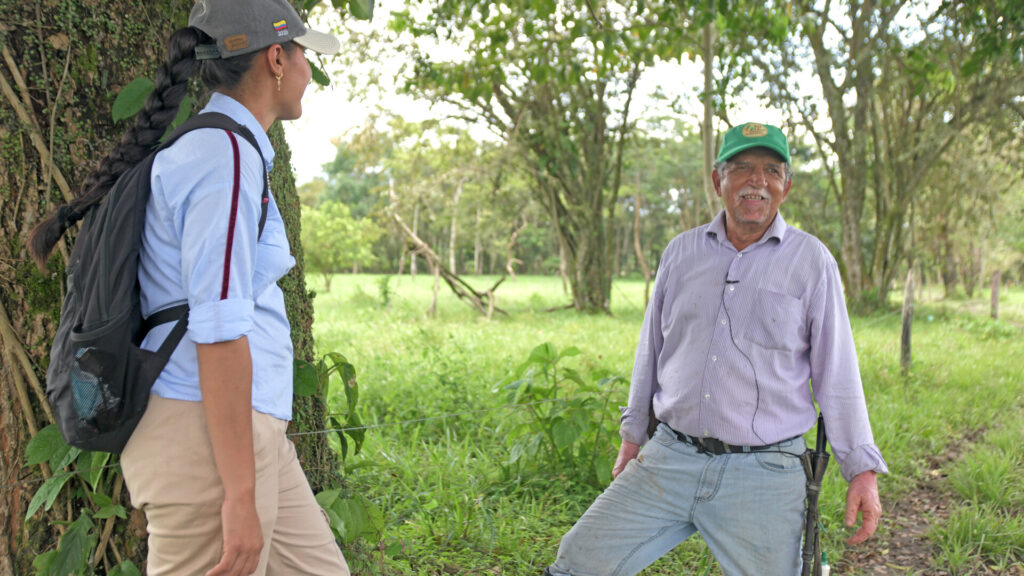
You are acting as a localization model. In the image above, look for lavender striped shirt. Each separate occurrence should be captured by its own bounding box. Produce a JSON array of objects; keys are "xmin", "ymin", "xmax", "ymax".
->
[{"xmin": 620, "ymin": 211, "xmax": 888, "ymax": 482}]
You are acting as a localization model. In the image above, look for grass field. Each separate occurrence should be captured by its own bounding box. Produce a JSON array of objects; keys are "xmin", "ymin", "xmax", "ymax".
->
[{"xmin": 309, "ymin": 273, "xmax": 1024, "ymax": 575}]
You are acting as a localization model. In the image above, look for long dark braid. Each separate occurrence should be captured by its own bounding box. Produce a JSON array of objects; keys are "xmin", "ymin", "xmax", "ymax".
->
[{"xmin": 28, "ymin": 27, "xmax": 202, "ymax": 270}]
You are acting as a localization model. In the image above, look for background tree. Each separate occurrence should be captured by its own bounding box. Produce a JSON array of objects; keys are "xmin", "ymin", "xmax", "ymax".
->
[
  {"xmin": 302, "ymin": 201, "xmax": 383, "ymax": 289},
  {"xmin": 0, "ymin": 0, "xmax": 370, "ymax": 570},
  {"xmin": 382, "ymin": 0, "xmax": 655, "ymax": 312},
  {"xmin": 757, "ymin": 0, "xmax": 1024, "ymax": 306}
]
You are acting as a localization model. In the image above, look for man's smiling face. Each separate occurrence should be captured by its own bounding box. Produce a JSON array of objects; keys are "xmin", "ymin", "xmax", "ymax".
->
[{"xmin": 713, "ymin": 147, "xmax": 791, "ymax": 246}]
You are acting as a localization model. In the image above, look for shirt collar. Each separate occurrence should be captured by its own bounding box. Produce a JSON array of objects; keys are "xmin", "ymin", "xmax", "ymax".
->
[
  {"xmin": 201, "ymin": 92, "xmax": 276, "ymax": 173},
  {"xmin": 706, "ymin": 210, "xmax": 789, "ymax": 248}
]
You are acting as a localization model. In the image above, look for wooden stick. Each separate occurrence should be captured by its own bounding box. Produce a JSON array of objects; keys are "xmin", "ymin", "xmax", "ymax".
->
[
  {"xmin": 46, "ymin": 43, "xmax": 73, "ymax": 200},
  {"xmin": 92, "ymin": 474, "xmax": 125, "ymax": 568},
  {"xmin": 0, "ymin": 303, "xmax": 55, "ymax": 423},
  {"xmin": 0, "ymin": 42, "xmax": 73, "ymax": 202},
  {"xmin": 2, "ymin": 336, "xmax": 39, "ymax": 438},
  {"xmin": 900, "ymin": 268, "xmax": 914, "ymax": 378}
]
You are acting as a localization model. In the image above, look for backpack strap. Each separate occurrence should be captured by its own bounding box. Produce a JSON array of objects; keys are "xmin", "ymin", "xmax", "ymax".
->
[
  {"xmin": 142, "ymin": 112, "xmax": 273, "ymax": 337},
  {"xmin": 159, "ymin": 112, "xmax": 270, "ymax": 238}
]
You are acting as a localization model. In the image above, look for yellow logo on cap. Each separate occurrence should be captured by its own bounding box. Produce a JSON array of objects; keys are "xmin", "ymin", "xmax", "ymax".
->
[{"xmin": 742, "ymin": 123, "xmax": 768, "ymax": 138}]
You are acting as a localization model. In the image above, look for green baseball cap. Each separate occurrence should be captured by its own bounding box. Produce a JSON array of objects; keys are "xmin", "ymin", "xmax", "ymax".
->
[
  {"xmin": 190, "ymin": 0, "xmax": 340, "ymax": 60},
  {"xmin": 717, "ymin": 122, "xmax": 791, "ymax": 164}
]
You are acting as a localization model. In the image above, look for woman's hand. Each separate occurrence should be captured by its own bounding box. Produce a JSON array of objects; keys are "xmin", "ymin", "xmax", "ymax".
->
[
  {"xmin": 197, "ymin": 337, "xmax": 262, "ymax": 575},
  {"xmin": 206, "ymin": 495, "xmax": 264, "ymax": 576}
]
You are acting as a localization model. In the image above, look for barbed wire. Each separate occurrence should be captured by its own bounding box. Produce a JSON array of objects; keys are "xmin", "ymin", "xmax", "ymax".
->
[{"xmin": 3, "ymin": 398, "xmax": 569, "ymax": 492}]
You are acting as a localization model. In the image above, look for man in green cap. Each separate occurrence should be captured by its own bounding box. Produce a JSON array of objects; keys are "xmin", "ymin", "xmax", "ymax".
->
[{"xmin": 544, "ymin": 122, "xmax": 887, "ymax": 575}]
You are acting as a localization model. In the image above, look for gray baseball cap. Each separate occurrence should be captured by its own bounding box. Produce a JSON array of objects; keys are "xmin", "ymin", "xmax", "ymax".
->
[{"xmin": 190, "ymin": 0, "xmax": 340, "ymax": 60}]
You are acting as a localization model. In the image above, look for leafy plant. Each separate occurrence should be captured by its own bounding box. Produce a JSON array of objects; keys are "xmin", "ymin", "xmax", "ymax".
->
[
  {"xmin": 294, "ymin": 351, "xmax": 365, "ymax": 462},
  {"xmin": 376, "ymin": 275, "xmax": 392, "ymax": 308},
  {"xmin": 296, "ymin": 353, "xmax": 385, "ymax": 550},
  {"xmin": 496, "ymin": 342, "xmax": 624, "ymax": 487},
  {"xmin": 23, "ymin": 426, "xmax": 137, "ymax": 576}
]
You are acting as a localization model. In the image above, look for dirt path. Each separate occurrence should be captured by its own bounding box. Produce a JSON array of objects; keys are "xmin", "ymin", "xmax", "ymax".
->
[
  {"xmin": 835, "ymin": 469, "xmax": 952, "ymax": 575},
  {"xmin": 835, "ymin": 433, "xmax": 1022, "ymax": 576}
]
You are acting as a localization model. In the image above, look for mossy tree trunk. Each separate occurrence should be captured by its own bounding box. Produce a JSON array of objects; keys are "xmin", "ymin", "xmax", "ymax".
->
[{"xmin": 0, "ymin": 1, "xmax": 335, "ymax": 572}]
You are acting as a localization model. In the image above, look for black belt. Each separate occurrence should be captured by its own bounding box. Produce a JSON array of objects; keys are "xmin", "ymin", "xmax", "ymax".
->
[{"xmin": 670, "ymin": 427, "xmax": 795, "ymax": 456}]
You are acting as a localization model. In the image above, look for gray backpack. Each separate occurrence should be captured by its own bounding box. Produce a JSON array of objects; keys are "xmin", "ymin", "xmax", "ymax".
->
[{"xmin": 47, "ymin": 112, "xmax": 268, "ymax": 453}]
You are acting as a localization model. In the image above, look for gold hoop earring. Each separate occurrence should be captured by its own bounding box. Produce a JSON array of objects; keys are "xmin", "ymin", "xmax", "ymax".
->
[{"xmin": 275, "ymin": 73, "xmax": 283, "ymax": 92}]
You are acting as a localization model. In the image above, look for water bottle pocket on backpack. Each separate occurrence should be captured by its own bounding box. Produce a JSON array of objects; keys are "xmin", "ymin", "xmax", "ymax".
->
[{"xmin": 68, "ymin": 311, "xmax": 135, "ymax": 432}]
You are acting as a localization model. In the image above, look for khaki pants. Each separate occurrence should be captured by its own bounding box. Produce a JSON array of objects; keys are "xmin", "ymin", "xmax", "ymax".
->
[{"xmin": 122, "ymin": 396, "xmax": 349, "ymax": 575}]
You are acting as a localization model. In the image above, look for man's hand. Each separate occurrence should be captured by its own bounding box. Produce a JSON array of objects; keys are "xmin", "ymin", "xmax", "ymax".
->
[
  {"xmin": 611, "ymin": 440, "xmax": 641, "ymax": 480},
  {"xmin": 845, "ymin": 470, "xmax": 881, "ymax": 545}
]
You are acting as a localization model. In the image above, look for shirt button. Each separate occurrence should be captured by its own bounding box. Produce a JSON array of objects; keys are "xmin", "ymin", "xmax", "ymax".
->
[
  {"xmin": 729, "ymin": 285, "xmax": 735, "ymax": 292},
  {"xmin": 712, "ymin": 355, "xmax": 717, "ymax": 362},
  {"xmin": 721, "ymin": 319, "xmax": 727, "ymax": 325},
  {"xmin": 705, "ymin": 394, "xmax": 711, "ymax": 399},
  {"xmin": 737, "ymin": 253, "xmax": 743, "ymax": 258},
  {"xmin": 703, "ymin": 430, "xmax": 710, "ymax": 436}
]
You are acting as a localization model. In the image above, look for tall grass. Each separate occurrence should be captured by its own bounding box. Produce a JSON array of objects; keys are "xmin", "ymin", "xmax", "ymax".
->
[{"xmin": 311, "ymin": 274, "xmax": 1024, "ymax": 575}]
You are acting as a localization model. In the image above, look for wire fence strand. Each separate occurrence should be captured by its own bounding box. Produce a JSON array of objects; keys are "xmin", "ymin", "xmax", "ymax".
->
[{"xmin": 4, "ymin": 398, "xmax": 566, "ymax": 492}]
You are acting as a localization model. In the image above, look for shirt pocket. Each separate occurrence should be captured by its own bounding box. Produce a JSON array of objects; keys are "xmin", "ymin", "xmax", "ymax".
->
[{"xmin": 744, "ymin": 289, "xmax": 805, "ymax": 352}]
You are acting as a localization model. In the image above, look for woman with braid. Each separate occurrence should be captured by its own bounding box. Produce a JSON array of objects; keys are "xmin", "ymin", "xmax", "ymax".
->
[{"xmin": 28, "ymin": 1, "xmax": 347, "ymax": 574}]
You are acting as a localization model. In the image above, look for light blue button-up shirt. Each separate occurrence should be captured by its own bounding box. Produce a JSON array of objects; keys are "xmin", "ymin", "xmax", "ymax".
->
[
  {"xmin": 620, "ymin": 211, "xmax": 888, "ymax": 482},
  {"xmin": 138, "ymin": 92, "xmax": 295, "ymax": 421}
]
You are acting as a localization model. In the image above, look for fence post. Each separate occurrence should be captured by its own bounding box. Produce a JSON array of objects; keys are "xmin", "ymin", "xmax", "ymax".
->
[
  {"xmin": 901, "ymin": 268, "xmax": 914, "ymax": 378},
  {"xmin": 991, "ymin": 271, "xmax": 1000, "ymax": 320}
]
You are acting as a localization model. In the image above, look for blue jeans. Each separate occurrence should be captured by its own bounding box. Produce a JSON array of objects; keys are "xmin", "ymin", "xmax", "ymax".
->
[{"xmin": 548, "ymin": 423, "xmax": 807, "ymax": 576}]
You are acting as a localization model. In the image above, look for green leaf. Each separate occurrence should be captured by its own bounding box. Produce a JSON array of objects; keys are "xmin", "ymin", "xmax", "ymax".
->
[
  {"xmin": 294, "ymin": 358, "xmax": 319, "ymax": 397},
  {"xmin": 110, "ymin": 560, "xmax": 142, "ymax": 576},
  {"xmin": 49, "ymin": 513, "xmax": 95, "ymax": 576},
  {"xmin": 533, "ymin": 0, "xmax": 555, "ymax": 19},
  {"xmin": 594, "ymin": 455, "xmax": 613, "ymax": 485},
  {"xmin": 331, "ymin": 416, "xmax": 349, "ymax": 461},
  {"xmin": 112, "ymin": 77, "xmax": 155, "ymax": 122},
  {"xmin": 324, "ymin": 506, "xmax": 344, "ymax": 540},
  {"xmin": 528, "ymin": 342, "xmax": 557, "ymax": 366},
  {"xmin": 304, "ymin": 0, "xmax": 322, "ymax": 10},
  {"xmin": 343, "ymin": 412, "xmax": 365, "ymax": 455},
  {"xmin": 32, "ymin": 550, "xmax": 57, "ymax": 574},
  {"xmin": 315, "ymin": 488, "xmax": 340, "ymax": 509},
  {"xmin": 559, "ymin": 346, "xmax": 581, "ymax": 359},
  {"xmin": 54, "ymin": 446, "xmax": 81, "ymax": 472},
  {"xmin": 552, "ymin": 419, "xmax": 578, "ymax": 450},
  {"xmin": 309, "ymin": 59, "xmax": 331, "ymax": 87},
  {"xmin": 26, "ymin": 472, "xmax": 73, "ymax": 520},
  {"xmin": 349, "ymin": 0, "xmax": 374, "ymax": 20},
  {"xmin": 83, "ymin": 451, "xmax": 111, "ymax": 491},
  {"xmin": 560, "ymin": 367, "xmax": 585, "ymax": 387},
  {"xmin": 170, "ymin": 95, "xmax": 194, "ymax": 130},
  {"xmin": 92, "ymin": 492, "xmax": 127, "ymax": 519},
  {"xmin": 26, "ymin": 425, "xmax": 67, "ymax": 467}
]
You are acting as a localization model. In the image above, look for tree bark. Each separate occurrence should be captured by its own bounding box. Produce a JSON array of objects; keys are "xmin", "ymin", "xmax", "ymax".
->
[
  {"xmin": 410, "ymin": 203, "xmax": 419, "ymax": 277},
  {"xmin": 449, "ymin": 180, "xmax": 461, "ymax": 273},
  {"xmin": 991, "ymin": 271, "xmax": 1000, "ymax": 320},
  {"xmin": 700, "ymin": 19, "xmax": 718, "ymax": 221},
  {"xmin": 473, "ymin": 206, "xmax": 482, "ymax": 274},
  {"xmin": 0, "ymin": 2, "xmax": 334, "ymax": 569},
  {"xmin": 633, "ymin": 177, "xmax": 651, "ymax": 308}
]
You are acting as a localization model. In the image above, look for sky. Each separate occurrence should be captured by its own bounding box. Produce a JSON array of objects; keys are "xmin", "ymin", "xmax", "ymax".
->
[{"xmin": 282, "ymin": 2, "xmax": 822, "ymax": 186}]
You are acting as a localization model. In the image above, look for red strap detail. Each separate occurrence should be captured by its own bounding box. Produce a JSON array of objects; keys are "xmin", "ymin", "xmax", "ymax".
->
[{"xmin": 221, "ymin": 130, "xmax": 241, "ymax": 300}]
